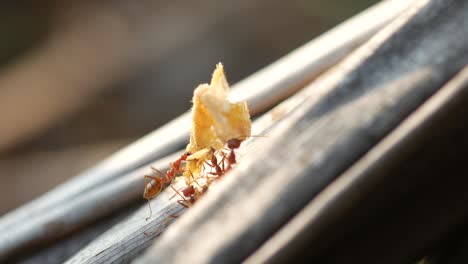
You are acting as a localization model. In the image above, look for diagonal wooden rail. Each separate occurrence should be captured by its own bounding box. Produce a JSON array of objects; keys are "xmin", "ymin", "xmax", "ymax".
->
[
  {"xmin": 0, "ymin": 0, "xmax": 415, "ymax": 262},
  {"xmin": 245, "ymin": 65, "xmax": 468, "ymax": 263},
  {"xmin": 0, "ymin": 0, "xmax": 410, "ymax": 235},
  {"xmin": 133, "ymin": 0, "xmax": 468, "ymax": 263},
  {"xmin": 65, "ymin": 2, "xmax": 467, "ymax": 263},
  {"xmin": 63, "ymin": 53, "xmax": 327, "ymax": 264}
]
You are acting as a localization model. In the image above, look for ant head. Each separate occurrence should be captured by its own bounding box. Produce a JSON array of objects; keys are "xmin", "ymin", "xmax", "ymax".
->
[
  {"xmin": 182, "ymin": 185, "xmax": 196, "ymax": 197},
  {"xmin": 227, "ymin": 138, "xmax": 242, "ymax": 149}
]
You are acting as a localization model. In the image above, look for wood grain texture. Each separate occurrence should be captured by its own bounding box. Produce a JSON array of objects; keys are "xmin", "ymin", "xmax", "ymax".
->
[
  {"xmin": 0, "ymin": 0, "xmax": 411, "ymax": 261},
  {"xmin": 134, "ymin": 0, "xmax": 468, "ymax": 263},
  {"xmin": 0, "ymin": 0, "xmax": 372, "ymax": 236},
  {"xmin": 245, "ymin": 66, "xmax": 468, "ymax": 263},
  {"xmin": 0, "ymin": 153, "xmax": 176, "ymax": 260},
  {"xmin": 62, "ymin": 58, "xmax": 322, "ymax": 263},
  {"xmin": 64, "ymin": 189, "xmax": 185, "ymax": 264},
  {"xmin": 0, "ymin": 0, "xmax": 414, "ymax": 262}
]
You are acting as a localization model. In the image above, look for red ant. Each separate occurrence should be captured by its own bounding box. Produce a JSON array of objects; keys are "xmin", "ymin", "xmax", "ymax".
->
[
  {"xmin": 224, "ymin": 135, "xmax": 265, "ymax": 171},
  {"xmin": 173, "ymin": 185, "xmax": 197, "ymax": 208},
  {"xmin": 202, "ymin": 139, "xmax": 243, "ymax": 177},
  {"xmin": 204, "ymin": 147, "xmax": 227, "ymax": 178},
  {"xmin": 166, "ymin": 151, "xmax": 191, "ymax": 180},
  {"xmin": 143, "ymin": 176, "xmax": 209, "ymax": 237},
  {"xmin": 210, "ymin": 148, "xmax": 226, "ymax": 176},
  {"xmin": 143, "ymin": 152, "xmax": 191, "ymax": 220},
  {"xmin": 170, "ymin": 171, "xmax": 209, "ymax": 208},
  {"xmin": 225, "ymin": 138, "xmax": 241, "ymax": 171},
  {"xmin": 208, "ymin": 138, "xmax": 242, "ymax": 174}
]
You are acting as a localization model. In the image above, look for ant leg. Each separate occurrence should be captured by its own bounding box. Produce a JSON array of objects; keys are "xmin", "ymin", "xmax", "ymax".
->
[
  {"xmin": 144, "ymin": 175, "xmax": 160, "ymax": 184},
  {"xmin": 171, "ymin": 184, "xmax": 196, "ymax": 208},
  {"xmin": 177, "ymin": 199, "xmax": 190, "ymax": 208},
  {"xmin": 194, "ymin": 172, "xmax": 217, "ymax": 185},
  {"xmin": 218, "ymin": 152, "xmax": 227, "ymax": 172},
  {"xmin": 145, "ymin": 199, "xmax": 153, "ymax": 221},
  {"xmin": 185, "ymin": 170, "xmax": 203, "ymax": 188},
  {"xmin": 150, "ymin": 166, "xmax": 165, "ymax": 176},
  {"xmin": 170, "ymin": 184, "xmax": 188, "ymax": 201},
  {"xmin": 206, "ymin": 172, "xmax": 219, "ymax": 177},
  {"xmin": 169, "ymin": 185, "xmax": 193, "ymax": 200},
  {"xmin": 204, "ymin": 160, "xmax": 215, "ymax": 169},
  {"xmin": 150, "ymin": 166, "xmax": 163, "ymax": 174},
  {"xmin": 205, "ymin": 161, "xmax": 219, "ymax": 176}
]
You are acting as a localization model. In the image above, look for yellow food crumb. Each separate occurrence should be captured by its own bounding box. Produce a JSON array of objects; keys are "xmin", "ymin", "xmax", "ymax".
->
[{"xmin": 184, "ymin": 63, "xmax": 251, "ymax": 183}]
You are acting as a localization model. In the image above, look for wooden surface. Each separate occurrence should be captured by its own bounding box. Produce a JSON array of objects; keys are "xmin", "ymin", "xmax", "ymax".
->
[
  {"xmin": 0, "ymin": 0, "xmax": 412, "ymax": 261},
  {"xmin": 0, "ymin": 0, "xmax": 433, "ymax": 262},
  {"xmin": 62, "ymin": 57, "xmax": 318, "ymax": 264},
  {"xmin": 55, "ymin": 1, "xmax": 418, "ymax": 263},
  {"xmin": 133, "ymin": 0, "xmax": 468, "ymax": 263},
  {"xmin": 245, "ymin": 66, "xmax": 468, "ymax": 263},
  {"xmin": 64, "ymin": 189, "xmax": 185, "ymax": 264}
]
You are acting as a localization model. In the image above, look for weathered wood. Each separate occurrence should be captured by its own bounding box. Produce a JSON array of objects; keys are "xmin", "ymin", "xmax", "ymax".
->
[
  {"xmin": 245, "ymin": 66, "xmax": 468, "ymax": 263},
  {"xmin": 134, "ymin": 0, "xmax": 468, "ymax": 263},
  {"xmin": 17, "ymin": 203, "xmax": 141, "ymax": 264},
  {"xmin": 0, "ymin": 0, "xmax": 392, "ymax": 231},
  {"xmin": 57, "ymin": 2, "xmax": 417, "ymax": 260},
  {"xmin": 0, "ymin": 153, "xmax": 179, "ymax": 260},
  {"xmin": 64, "ymin": 188, "xmax": 185, "ymax": 264},
  {"xmin": 62, "ymin": 56, "xmax": 327, "ymax": 263},
  {"xmin": 4, "ymin": 69, "xmax": 313, "ymax": 262},
  {"xmin": 0, "ymin": 0, "xmax": 411, "ymax": 261},
  {"xmin": 315, "ymin": 70, "xmax": 468, "ymax": 263}
]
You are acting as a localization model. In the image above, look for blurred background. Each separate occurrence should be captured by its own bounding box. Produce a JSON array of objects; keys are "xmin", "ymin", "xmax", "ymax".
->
[{"xmin": 0, "ymin": 0, "xmax": 379, "ymax": 215}]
